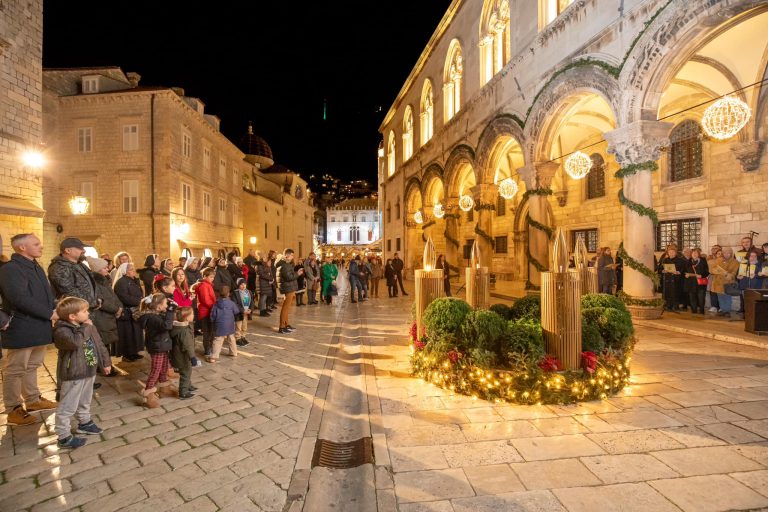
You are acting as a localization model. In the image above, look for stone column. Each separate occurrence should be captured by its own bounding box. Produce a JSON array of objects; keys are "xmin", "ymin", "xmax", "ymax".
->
[
  {"xmin": 605, "ymin": 121, "xmax": 672, "ymax": 312},
  {"xmin": 470, "ymin": 183, "xmax": 498, "ymax": 268},
  {"xmin": 519, "ymin": 162, "xmax": 558, "ymax": 289},
  {"xmin": 444, "ymin": 197, "xmax": 460, "ymax": 270}
]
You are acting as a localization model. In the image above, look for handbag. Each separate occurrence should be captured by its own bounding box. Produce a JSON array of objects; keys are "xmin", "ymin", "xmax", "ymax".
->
[
  {"xmin": 724, "ymin": 282, "xmax": 741, "ymax": 296},
  {"xmin": 697, "ymin": 277, "xmax": 708, "ymax": 286},
  {"xmin": 329, "ymin": 283, "xmax": 338, "ymax": 296}
]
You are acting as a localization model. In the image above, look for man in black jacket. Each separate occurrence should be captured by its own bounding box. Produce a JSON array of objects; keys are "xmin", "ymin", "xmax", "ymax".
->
[
  {"xmin": 48, "ymin": 237, "xmax": 98, "ymax": 308},
  {"xmin": 0, "ymin": 233, "xmax": 58, "ymax": 425},
  {"xmin": 391, "ymin": 253, "xmax": 408, "ymax": 296}
]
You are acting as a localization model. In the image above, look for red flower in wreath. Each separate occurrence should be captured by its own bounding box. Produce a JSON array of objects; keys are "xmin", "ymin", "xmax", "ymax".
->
[
  {"xmin": 413, "ymin": 340, "xmax": 426, "ymax": 351},
  {"xmin": 447, "ymin": 350, "xmax": 462, "ymax": 363},
  {"xmin": 581, "ymin": 351, "xmax": 598, "ymax": 374},
  {"xmin": 409, "ymin": 321, "xmax": 418, "ymax": 342},
  {"xmin": 538, "ymin": 355, "xmax": 562, "ymax": 372}
]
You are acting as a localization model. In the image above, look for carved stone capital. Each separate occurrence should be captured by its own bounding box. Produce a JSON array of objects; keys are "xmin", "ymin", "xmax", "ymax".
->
[
  {"xmin": 731, "ymin": 141, "xmax": 765, "ymax": 172},
  {"xmin": 471, "ymin": 183, "xmax": 498, "ymax": 203},
  {"xmin": 517, "ymin": 164, "xmax": 537, "ymax": 190},
  {"xmin": 534, "ymin": 161, "xmax": 559, "ymax": 189},
  {"xmin": 604, "ymin": 121, "xmax": 674, "ymax": 166}
]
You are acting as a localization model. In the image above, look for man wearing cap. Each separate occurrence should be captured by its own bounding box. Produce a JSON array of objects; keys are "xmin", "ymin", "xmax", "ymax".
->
[
  {"xmin": 48, "ymin": 237, "xmax": 99, "ymax": 309},
  {"xmin": 0, "ymin": 233, "xmax": 58, "ymax": 425}
]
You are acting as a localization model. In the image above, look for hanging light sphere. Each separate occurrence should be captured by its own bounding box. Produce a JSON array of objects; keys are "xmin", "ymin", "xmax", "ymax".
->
[
  {"xmin": 458, "ymin": 194, "xmax": 474, "ymax": 211},
  {"xmin": 414, "ymin": 210, "xmax": 424, "ymax": 224},
  {"xmin": 702, "ymin": 96, "xmax": 751, "ymax": 141},
  {"xmin": 433, "ymin": 202, "xmax": 445, "ymax": 218},
  {"xmin": 498, "ymin": 178, "xmax": 519, "ymax": 200},
  {"xmin": 564, "ymin": 151, "xmax": 592, "ymax": 180},
  {"xmin": 68, "ymin": 196, "xmax": 90, "ymax": 215}
]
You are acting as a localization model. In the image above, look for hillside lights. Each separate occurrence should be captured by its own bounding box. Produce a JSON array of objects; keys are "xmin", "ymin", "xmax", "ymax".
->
[
  {"xmin": 498, "ymin": 178, "xmax": 519, "ymax": 199},
  {"xmin": 433, "ymin": 202, "xmax": 445, "ymax": 219},
  {"xmin": 564, "ymin": 151, "xmax": 592, "ymax": 180},
  {"xmin": 702, "ymin": 96, "xmax": 751, "ymax": 141},
  {"xmin": 458, "ymin": 194, "xmax": 474, "ymax": 211}
]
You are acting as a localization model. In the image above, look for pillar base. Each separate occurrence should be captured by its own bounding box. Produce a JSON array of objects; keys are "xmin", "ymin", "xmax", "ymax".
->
[{"xmin": 626, "ymin": 303, "xmax": 664, "ymax": 320}]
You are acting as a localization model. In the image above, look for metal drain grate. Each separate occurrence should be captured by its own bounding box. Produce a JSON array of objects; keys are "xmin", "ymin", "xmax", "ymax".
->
[{"xmin": 312, "ymin": 437, "xmax": 374, "ymax": 469}]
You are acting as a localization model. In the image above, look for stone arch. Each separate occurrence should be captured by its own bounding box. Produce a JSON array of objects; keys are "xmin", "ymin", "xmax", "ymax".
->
[
  {"xmin": 404, "ymin": 176, "xmax": 422, "ymax": 212},
  {"xmin": 620, "ymin": 0, "xmax": 768, "ymax": 125},
  {"xmin": 475, "ymin": 114, "xmax": 527, "ymax": 183},
  {"xmin": 524, "ymin": 64, "xmax": 621, "ymax": 162},
  {"xmin": 443, "ymin": 144, "xmax": 476, "ymax": 197},
  {"xmin": 420, "ymin": 163, "xmax": 444, "ymax": 202}
]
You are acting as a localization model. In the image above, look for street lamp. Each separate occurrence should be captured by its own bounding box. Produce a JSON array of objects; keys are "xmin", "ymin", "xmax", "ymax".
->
[{"xmin": 22, "ymin": 150, "xmax": 45, "ymax": 169}]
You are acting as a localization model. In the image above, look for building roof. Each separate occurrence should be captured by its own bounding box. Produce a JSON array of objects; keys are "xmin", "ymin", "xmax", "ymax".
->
[
  {"xmin": 238, "ymin": 122, "xmax": 274, "ymax": 164},
  {"xmin": 330, "ymin": 198, "xmax": 378, "ymax": 210},
  {"xmin": 260, "ymin": 163, "xmax": 291, "ymax": 174}
]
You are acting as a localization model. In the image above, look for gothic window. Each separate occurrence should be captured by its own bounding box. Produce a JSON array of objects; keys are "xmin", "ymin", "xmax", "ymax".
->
[
  {"xmin": 670, "ymin": 120, "xmax": 703, "ymax": 182},
  {"xmin": 337, "ymin": 230, "xmax": 342, "ymax": 242},
  {"xmin": 403, "ymin": 106, "xmax": 414, "ymax": 161},
  {"xmin": 656, "ymin": 218, "xmax": 702, "ymax": 252},
  {"xmin": 540, "ymin": 0, "xmax": 575, "ymax": 28},
  {"xmin": 480, "ymin": 0, "xmax": 510, "ymax": 85},
  {"xmin": 420, "ymin": 80, "xmax": 434, "ymax": 146},
  {"xmin": 349, "ymin": 226, "xmax": 361, "ymax": 244},
  {"xmin": 395, "ymin": 197, "xmax": 401, "ymax": 219},
  {"xmin": 387, "ymin": 131, "xmax": 396, "ymax": 176},
  {"xmin": 571, "ymin": 228, "xmax": 598, "ymax": 253},
  {"xmin": 587, "ymin": 153, "xmax": 606, "ymax": 199},
  {"xmin": 444, "ymin": 41, "xmax": 463, "ymax": 122}
]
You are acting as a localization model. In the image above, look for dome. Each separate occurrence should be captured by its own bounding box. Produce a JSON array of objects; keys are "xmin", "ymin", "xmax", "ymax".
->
[{"xmin": 239, "ymin": 122, "xmax": 274, "ymax": 168}]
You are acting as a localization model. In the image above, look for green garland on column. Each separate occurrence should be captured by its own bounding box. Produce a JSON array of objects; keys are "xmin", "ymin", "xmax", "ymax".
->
[
  {"xmin": 523, "ymin": 189, "xmax": 554, "ymax": 274},
  {"xmin": 474, "ymin": 225, "xmax": 495, "ymax": 250},
  {"xmin": 615, "ymin": 160, "xmax": 661, "ymax": 294},
  {"xmin": 422, "ymin": 219, "xmax": 436, "ymax": 229},
  {"xmin": 445, "ymin": 231, "xmax": 460, "ymax": 248},
  {"xmin": 522, "ymin": 187, "xmax": 553, "ymax": 201},
  {"xmin": 525, "ymin": 214, "xmax": 554, "ymax": 239}
]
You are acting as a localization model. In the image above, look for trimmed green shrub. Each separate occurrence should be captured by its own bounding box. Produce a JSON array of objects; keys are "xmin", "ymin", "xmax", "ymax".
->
[
  {"xmin": 582, "ymin": 323, "xmax": 605, "ymax": 353},
  {"xmin": 469, "ymin": 348, "xmax": 497, "ymax": 368},
  {"xmin": 581, "ymin": 293, "xmax": 628, "ymax": 313},
  {"xmin": 489, "ymin": 303, "xmax": 512, "ymax": 320},
  {"xmin": 502, "ymin": 318, "xmax": 545, "ymax": 368},
  {"xmin": 462, "ymin": 310, "xmax": 508, "ymax": 354},
  {"xmin": 423, "ymin": 298, "xmax": 472, "ymax": 341},
  {"xmin": 509, "ymin": 295, "xmax": 541, "ymax": 321},
  {"xmin": 582, "ymin": 306, "xmax": 634, "ymax": 352}
]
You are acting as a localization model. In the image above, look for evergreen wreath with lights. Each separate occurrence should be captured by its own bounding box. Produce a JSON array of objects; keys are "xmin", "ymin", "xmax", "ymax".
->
[
  {"xmin": 410, "ymin": 295, "xmax": 634, "ymax": 405},
  {"xmin": 522, "ymin": 188, "xmax": 554, "ymax": 274},
  {"xmin": 474, "ymin": 225, "xmax": 495, "ymax": 250}
]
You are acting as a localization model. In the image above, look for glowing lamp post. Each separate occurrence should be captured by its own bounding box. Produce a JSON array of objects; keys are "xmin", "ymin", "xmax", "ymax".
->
[
  {"xmin": 465, "ymin": 240, "xmax": 490, "ymax": 309},
  {"xmin": 572, "ymin": 236, "xmax": 598, "ymax": 295},
  {"xmin": 541, "ymin": 227, "xmax": 582, "ymax": 370},
  {"xmin": 415, "ymin": 236, "xmax": 444, "ymax": 336}
]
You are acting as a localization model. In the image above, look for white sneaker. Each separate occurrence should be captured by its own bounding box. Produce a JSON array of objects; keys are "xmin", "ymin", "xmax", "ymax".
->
[{"xmin": 709, "ymin": 307, "xmax": 718, "ymax": 312}]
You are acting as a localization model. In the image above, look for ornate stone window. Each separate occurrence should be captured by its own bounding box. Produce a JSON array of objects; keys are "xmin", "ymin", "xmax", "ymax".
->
[
  {"xmin": 387, "ymin": 131, "xmax": 396, "ymax": 177},
  {"xmin": 444, "ymin": 40, "xmax": 463, "ymax": 122},
  {"xmin": 480, "ymin": 0, "xmax": 510, "ymax": 85},
  {"xmin": 420, "ymin": 80, "xmax": 434, "ymax": 146},
  {"xmin": 403, "ymin": 106, "xmax": 414, "ymax": 161},
  {"xmin": 587, "ymin": 153, "xmax": 606, "ymax": 199},
  {"xmin": 349, "ymin": 225, "xmax": 360, "ymax": 244},
  {"xmin": 669, "ymin": 120, "xmax": 703, "ymax": 182}
]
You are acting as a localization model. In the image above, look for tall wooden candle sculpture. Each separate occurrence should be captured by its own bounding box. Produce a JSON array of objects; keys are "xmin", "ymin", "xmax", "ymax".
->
[
  {"xmin": 415, "ymin": 236, "xmax": 444, "ymax": 337},
  {"xmin": 465, "ymin": 240, "xmax": 490, "ymax": 309},
  {"xmin": 541, "ymin": 227, "xmax": 582, "ymax": 370},
  {"xmin": 573, "ymin": 237, "xmax": 598, "ymax": 295}
]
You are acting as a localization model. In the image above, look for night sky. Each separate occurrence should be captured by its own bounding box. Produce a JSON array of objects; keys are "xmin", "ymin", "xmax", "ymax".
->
[{"xmin": 42, "ymin": 1, "xmax": 453, "ymax": 183}]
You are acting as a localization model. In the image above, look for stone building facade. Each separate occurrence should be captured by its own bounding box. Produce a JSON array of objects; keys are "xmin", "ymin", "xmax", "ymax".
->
[
  {"xmin": 0, "ymin": 1, "xmax": 44, "ymax": 256},
  {"xmin": 378, "ymin": 0, "xmax": 768, "ymax": 309},
  {"xmin": 327, "ymin": 198, "xmax": 380, "ymax": 247},
  {"xmin": 242, "ymin": 164, "xmax": 316, "ymax": 258},
  {"xmin": 43, "ymin": 68, "xmax": 243, "ymax": 263}
]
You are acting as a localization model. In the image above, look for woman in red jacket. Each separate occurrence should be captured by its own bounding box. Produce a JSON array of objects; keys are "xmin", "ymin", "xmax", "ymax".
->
[{"xmin": 191, "ymin": 268, "xmax": 216, "ymax": 358}]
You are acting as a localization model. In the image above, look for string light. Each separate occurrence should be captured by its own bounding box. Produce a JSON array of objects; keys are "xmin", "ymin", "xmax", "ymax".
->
[
  {"xmin": 433, "ymin": 202, "xmax": 445, "ymax": 218},
  {"xmin": 498, "ymin": 178, "xmax": 519, "ymax": 199},
  {"xmin": 458, "ymin": 194, "xmax": 474, "ymax": 211},
  {"xmin": 564, "ymin": 151, "xmax": 592, "ymax": 180},
  {"xmin": 701, "ymin": 96, "xmax": 751, "ymax": 140},
  {"xmin": 414, "ymin": 211, "xmax": 423, "ymax": 224}
]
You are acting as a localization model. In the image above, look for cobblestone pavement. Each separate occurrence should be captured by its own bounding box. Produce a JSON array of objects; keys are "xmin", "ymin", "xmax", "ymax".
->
[
  {"xmin": 0, "ymin": 292, "xmax": 346, "ymax": 512},
  {"xmin": 362, "ymin": 291, "xmax": 768, "ymax": 512}
]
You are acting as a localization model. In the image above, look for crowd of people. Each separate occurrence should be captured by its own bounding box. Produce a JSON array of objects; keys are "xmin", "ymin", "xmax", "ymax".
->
[
  {"xmin": 656, "ymin": 237, "xmax": 767, "ymax": 318},
  {"xmin": 0, "ymin": 232, "xmax": 410, "ymax": 448}
]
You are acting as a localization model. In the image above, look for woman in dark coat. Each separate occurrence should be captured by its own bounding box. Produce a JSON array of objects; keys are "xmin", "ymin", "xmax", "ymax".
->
[
  {"xmin": 213, "ymin": 258, "xmax": 236, "ymax": 295},
  {"xmin": 138, "ymin": 254, "xmax": 160, "ymax": 296},
  {"xmin": 435, "ymin": 255, "xmax": 452, "ymax": 297},
  {"xmin": 597, "ymin": 247, "xmax": 617, "ymax": 295},
  {"xmin": 184, "ymin": 258, "xmax": 202, "ymax": 287},
  {"xmin": 88, "ymin": 257, "xmax": 122, "ymax": 365},
  {"xmin": 257, "ymin": 259, "xmax": 275, "ymax": 316},
  {"xmin": 657, "ymin": 245, "xmax": 687, "ymax": 312},
  {"xmin": 683, "ymin": 248, "xmax": 709, "ymax": 314},
  {"xmin": 113, "ymin": 262, "xmax": 145, "ymax": 361}
]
